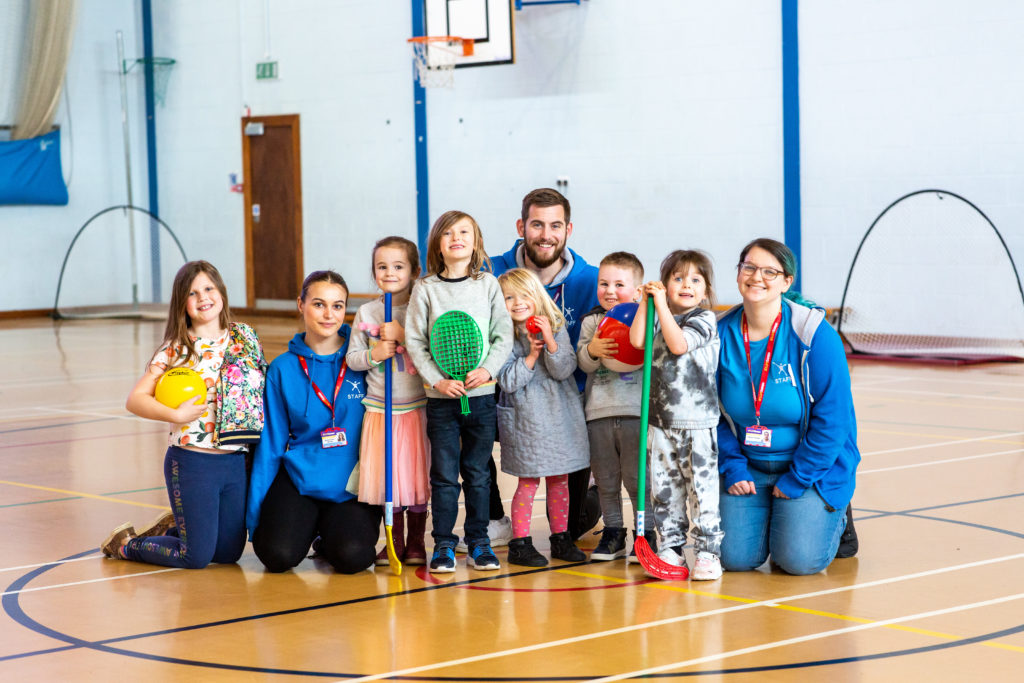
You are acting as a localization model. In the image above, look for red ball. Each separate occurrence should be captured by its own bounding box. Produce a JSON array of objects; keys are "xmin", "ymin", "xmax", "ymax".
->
[
  {"xmin": 525, "ymin": 315, "xmax": 542, "ymax": 335},
  {"xmin": 596, "ymin": 303, "xmax": 644, "ymax": 372}
]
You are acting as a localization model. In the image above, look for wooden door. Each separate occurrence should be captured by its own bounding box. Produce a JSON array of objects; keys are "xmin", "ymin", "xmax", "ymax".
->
[{"xmin": 241, "ymin": 114, "xmax": 303, "ymax": 309}]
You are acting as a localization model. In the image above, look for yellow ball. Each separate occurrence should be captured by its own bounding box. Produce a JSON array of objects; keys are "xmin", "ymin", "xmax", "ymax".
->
[{"xmin": 155, "ymin": 368, "xmax": 206, "ymax": 408}]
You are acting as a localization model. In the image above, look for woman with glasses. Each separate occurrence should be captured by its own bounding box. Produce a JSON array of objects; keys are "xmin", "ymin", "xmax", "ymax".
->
[{"xmin": 715, "ymin": 238, "xmax": 860, "ymax": 575}]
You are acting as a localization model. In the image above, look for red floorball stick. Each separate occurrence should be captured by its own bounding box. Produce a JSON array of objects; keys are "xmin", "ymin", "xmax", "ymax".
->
[{"xmin": 635, "ymin": 296, "xmax": 689, "ymax": 580}]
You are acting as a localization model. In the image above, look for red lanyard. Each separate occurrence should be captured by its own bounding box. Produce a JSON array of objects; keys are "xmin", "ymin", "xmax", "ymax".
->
[
  {"xmin": 298, "ymin": 357, "xmax": 347, "ymax": 425},
  {"xmin": 741, "ymin": 310, "xmax": 782, "ymax": 426}
]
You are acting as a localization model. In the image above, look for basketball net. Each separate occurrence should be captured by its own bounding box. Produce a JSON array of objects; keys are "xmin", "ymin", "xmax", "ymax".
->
[{"xmin": 408, "ymin": 37, "xmax": 473, "ymax": 88}]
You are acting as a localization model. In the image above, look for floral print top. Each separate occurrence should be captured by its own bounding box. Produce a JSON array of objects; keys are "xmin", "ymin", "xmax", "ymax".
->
[{"xmin": 150, "ymin": 330, "xmax": 245, "ymax": 451}]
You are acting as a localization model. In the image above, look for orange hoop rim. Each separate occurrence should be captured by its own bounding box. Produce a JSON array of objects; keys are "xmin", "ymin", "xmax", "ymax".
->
[{"xmin": 407, "ymin": 35, "xmax": 475, "ymax": 56}]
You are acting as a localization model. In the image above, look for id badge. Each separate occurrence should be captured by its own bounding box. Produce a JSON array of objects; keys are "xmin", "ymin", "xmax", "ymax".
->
[
  {"xmin": 321, "ymin": 427, "xmax": 347, "ymax": 448},
  {"xmin": 744, "ymin": 425, "xmax": 772, "ymax": 448}
]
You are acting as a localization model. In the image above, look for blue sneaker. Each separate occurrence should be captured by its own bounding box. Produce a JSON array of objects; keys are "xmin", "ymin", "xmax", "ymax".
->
[
  {"xmin": 429, "ymin": 546, "xmax": 456, "ymax": 573},
  {"xmin": 468, "ymin": 542, "xmax": 501, "ymax": 570}
]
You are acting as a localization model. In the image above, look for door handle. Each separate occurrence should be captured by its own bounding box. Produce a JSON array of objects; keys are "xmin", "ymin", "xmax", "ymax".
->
[{"xmin": 252, "ymin": 203, "xmax": 261, "ymax": 224}]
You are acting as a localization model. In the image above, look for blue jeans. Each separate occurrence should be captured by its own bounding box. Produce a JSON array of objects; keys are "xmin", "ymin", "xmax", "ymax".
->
[
  {"xmin": 719, "ymin": 459, "xmax": 845, "ymax": 575},
  {"xmin": 124, "ymin": 446, "xmax": 247, "ymax": 569},
  {"xmin": 426, "ymin": 395, "xmax": 496, "ymax": 549}
]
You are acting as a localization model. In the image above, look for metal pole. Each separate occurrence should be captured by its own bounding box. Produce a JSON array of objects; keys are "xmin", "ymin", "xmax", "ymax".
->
[{"xmin": 116, "ymin": 30, "xmax": 140, "ymax": 307}]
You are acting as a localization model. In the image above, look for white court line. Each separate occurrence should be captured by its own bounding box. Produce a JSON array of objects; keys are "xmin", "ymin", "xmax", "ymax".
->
[
  {"xmin": 856, "ymin": 386, "xmax": 1024, "ymax": 403},
  {"xmin": 851, "ymin": 377, "xmax": 912, "ymax": 388},
  {"xmin": 339, "ymin": 552, "xmax": 1024, "ymax": 683},
  {"xmin": 853, "ymin": 374, "xmax": 1024, "ymax": 389},
  {"xmin": 1, "ymin": 567, "xmax": 180, "ymax": 597},
  {"xmin": 0, "ymin": 401, "xmax": 129, "ymax": 421},
  {"xmin": 587, "ymin": 592, "xmax": 1024, "ymax": 682},
  {"xmin": 0, "ymin": 555, "xmax": 98, "ymax": 575},
  {"xmin": 863, "ymin": 430, "xmax": 1024, "ymax": 457},
  {"xmin": 860, "ymin": 447, "xmax": 1024, "ymax": 474},
  {"xmin": 38, "ymin": 407, "xmax": 148, "ymax": 423},
  {"xmin": 0, "ymin": 372, "xmax": 138, "ymax": 390}
]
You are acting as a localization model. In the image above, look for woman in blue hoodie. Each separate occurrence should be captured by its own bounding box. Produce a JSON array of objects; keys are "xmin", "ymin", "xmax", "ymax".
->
[
  {"xmin": 717, "ymin": 238, "xmax": 859, "ymax": 575},
  {"xmin": 247, "ymin": 270, "xmax": 378, "ymax": 573}
]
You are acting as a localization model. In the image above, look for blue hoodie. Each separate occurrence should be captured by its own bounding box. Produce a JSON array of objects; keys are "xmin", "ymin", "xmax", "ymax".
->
[
  {"xmin": 491, "ymin": 239, "xmax": 599, "ymax": 391},
  {"xmin": 717, "ymin": 299, "xmax": 860, "ymax": 510},
  {"xmin": 246, "ymin": 326, "xmax": 367, "ymax": 536}
]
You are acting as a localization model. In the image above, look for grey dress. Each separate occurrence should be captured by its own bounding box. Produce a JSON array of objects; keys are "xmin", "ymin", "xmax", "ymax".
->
[{"xmin": 496, "ymin": 326, "xmax": 590, "ymax": 478}]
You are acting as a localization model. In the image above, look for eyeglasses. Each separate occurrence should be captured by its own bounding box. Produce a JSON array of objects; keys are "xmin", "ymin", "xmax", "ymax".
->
[{"xmin": 737, "ymin": 262, "xmax": 784, "ymax": 281}]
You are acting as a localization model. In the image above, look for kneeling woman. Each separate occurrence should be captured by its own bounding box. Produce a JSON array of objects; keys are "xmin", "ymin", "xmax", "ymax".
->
[
  {"xmin": 717, "ymin": 238, "xmax": 859, "ymax": 575},
  {"xmin": 247, "ymin": 270, "xmax": 381, "ymax": 573}
]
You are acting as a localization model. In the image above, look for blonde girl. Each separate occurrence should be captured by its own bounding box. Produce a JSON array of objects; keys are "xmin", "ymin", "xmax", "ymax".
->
[
  {"xmin": 495, "ymin": 268, "xmax": 589, "ymax": 566},
  {"xmin": 405, "ymin": 211, "xmax": 513, "ymax": 573},
  {"xmin": 347, "ymin": 236, "xmax": 431, "ymax": 565}
]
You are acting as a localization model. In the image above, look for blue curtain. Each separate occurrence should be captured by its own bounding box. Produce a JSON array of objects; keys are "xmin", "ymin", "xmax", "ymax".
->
[{"xmin": 0, "ymin": 129, "xmax": 68, "ymax": 205}]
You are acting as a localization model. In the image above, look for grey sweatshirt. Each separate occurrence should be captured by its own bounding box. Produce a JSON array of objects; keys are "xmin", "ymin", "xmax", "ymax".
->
[
  {"xmin": 649, "ymin": 307, "xmax": 721, "ymax": 430},
  {"xmin": 576, "ymin": 309, "xmax": 642, "ymax": 421},
  {"xmin": 405, "ymin": 272, "xmax": 513, "ymax": 400}
]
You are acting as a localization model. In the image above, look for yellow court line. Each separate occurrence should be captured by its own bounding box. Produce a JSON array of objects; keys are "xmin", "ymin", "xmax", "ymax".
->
[
  {"xmin": 0, "ymin": 479, "xmax": 168, "ymax": 511},
  {"xmin": 555, "ymin": 568, "xmax": 1024, "ymax": 654}
]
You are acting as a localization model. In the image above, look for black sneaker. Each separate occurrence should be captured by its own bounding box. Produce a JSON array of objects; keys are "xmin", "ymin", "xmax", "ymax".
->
[
  {"xmin": 429, "ymin": 545, "xmax": 457, "ymax": 573},
  {"xmin": 468, "ymin": 542, "xmax": 501, "ymax": 570},
  {"xmin": 507, "ymin": 536, "xmax": 548, "ymax": 567},
  {"xmin": 591, "ymin": 526, "xmax": 628, "ymax": 561},
  {"xmin": 835, "ymin": 504, "xmax": 859, "ymax": 558}
]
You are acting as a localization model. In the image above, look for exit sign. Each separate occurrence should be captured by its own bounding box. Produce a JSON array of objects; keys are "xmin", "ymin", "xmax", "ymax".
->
[{"xmin": 256, "ymin": 61, "xmax": 279, "ymax": 80}]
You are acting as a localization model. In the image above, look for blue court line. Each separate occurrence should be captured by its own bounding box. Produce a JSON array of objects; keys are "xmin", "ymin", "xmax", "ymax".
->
[
  {"xmin": 5, "ymin": 497, "xmax": 1024, "ymax": 679},
  {"xmin": 0, "ymin": 417, "xmax": 116, "ymax": 435}
]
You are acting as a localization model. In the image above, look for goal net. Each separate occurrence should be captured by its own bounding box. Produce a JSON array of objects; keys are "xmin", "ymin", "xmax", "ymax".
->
[
  {"xmin": 838, "ymin": 190, "xmax": 1024, "ymax": 361},
  {"xmin": 53, "ymin": 205, "xmax": 187, "ymax": 320}
]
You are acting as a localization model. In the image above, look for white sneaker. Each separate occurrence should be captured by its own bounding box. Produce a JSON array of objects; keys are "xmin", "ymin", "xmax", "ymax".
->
[
  {"xmin": 643, "ymin": 546, "xmax": 687, "ymax": 579},
  {"xmin": 488, "ymin": 516, "xmax": 513, "ymax": 546},
  {"xmin": 692, "ymin": 551, "xmax": 723, "ymax": 580},
  {"xmin": 455, "ymin": 516, "xmax": 513, "ymax": 553}
]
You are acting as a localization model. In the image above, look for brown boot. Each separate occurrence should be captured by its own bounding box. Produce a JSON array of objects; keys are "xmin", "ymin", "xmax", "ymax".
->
[
  {"xmin": 375, "ymin": 509, "xmax": 405, "ymax": 566},
  {"xmin": 136, "ymin": 511, "xmax": 175, "ymax": 538},
  {"xmin": 404, "ymin": 510, "xmax": 428, "ymax": 565}
]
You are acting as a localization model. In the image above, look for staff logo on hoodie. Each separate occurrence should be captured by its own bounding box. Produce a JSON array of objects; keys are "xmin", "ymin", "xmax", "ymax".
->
[{"xmin": 346, "ymin": 378, "xmax": 364, "ymax": 399}]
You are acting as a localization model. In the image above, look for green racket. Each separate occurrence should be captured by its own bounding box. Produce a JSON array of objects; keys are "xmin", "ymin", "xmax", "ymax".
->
[{"xmin": 430, "ymin": 310, "xmax": 483, "ymax": 415}]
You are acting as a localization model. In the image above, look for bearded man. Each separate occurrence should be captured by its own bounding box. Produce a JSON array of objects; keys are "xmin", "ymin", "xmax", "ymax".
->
[{"xmin": 488, "ymin": 187, "xmax": 600, "ymax": 542}]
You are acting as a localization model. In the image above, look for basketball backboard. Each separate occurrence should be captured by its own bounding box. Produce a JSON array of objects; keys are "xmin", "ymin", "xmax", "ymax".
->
[{"xmin": 423, "ymin": 0, "xmax": 515, "ymax": 67}]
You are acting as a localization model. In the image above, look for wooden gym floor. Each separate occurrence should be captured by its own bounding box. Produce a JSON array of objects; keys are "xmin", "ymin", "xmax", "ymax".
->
[{"xmin": 1, "ymin": 316, "xmax": 1023, "ymax": 681}]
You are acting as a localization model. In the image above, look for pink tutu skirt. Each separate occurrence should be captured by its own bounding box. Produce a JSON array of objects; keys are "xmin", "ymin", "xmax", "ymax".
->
[{"xmin": 357, "ymin": 407, "xmax": 430, "ymax": 506}]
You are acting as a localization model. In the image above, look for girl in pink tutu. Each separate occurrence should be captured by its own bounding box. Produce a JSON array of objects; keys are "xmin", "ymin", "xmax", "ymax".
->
[{"xmin": 347, "ymin": 236, "xmax": 431, "ymax": 564}]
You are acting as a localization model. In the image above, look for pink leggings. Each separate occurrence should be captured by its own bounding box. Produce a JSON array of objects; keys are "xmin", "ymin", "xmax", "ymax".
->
[{"xmin": 511, "ymin": 474, "xmax": 570, "ymax": 539}]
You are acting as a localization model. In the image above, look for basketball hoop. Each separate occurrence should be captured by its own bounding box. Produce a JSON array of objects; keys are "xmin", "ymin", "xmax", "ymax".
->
[
  {"xmin": 126, "ymin": 57, "xmax": 176, "ymax": 106},
  {"xmin": 407, "ymin": 36, "xmax": 474, "ymax": 88}
]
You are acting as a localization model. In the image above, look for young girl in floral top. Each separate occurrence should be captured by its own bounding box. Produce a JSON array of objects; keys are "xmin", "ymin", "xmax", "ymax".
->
[{"xmin": 100, "ymin": 261, "xmax": 263, "ymax": 569}]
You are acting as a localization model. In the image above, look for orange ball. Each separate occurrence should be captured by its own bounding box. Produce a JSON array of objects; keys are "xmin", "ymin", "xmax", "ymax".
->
[{"xmin": 155, "ymin": 368, "xmax": 206, "ymax": 408}]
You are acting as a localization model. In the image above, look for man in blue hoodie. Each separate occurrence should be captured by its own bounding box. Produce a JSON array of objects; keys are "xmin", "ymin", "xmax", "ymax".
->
[{"xmin": 488, "ymin": 188, "xmax": 601, "ymax": 542}]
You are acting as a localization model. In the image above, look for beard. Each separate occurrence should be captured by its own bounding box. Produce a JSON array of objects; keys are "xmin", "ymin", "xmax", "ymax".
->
[{"xmin": 523, "ymin": 236, "xmax": 567, "ymax": 269}]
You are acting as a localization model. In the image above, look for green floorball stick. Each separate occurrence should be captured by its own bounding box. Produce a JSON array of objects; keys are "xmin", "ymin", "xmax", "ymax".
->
[{"xmin": 430, "ymin": 310, "xmax": 483, "ymax": 415}]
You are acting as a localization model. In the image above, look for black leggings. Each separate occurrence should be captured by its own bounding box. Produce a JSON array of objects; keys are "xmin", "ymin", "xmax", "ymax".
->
[{"xmin": 252, "ymin": 465, "xmax": 382, "ymax": 574}]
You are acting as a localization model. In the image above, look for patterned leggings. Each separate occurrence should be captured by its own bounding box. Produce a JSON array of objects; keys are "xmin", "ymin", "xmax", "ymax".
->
[{"xmin": 511, "ymin": 474, "xmax": 570, "ymax": 538}]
